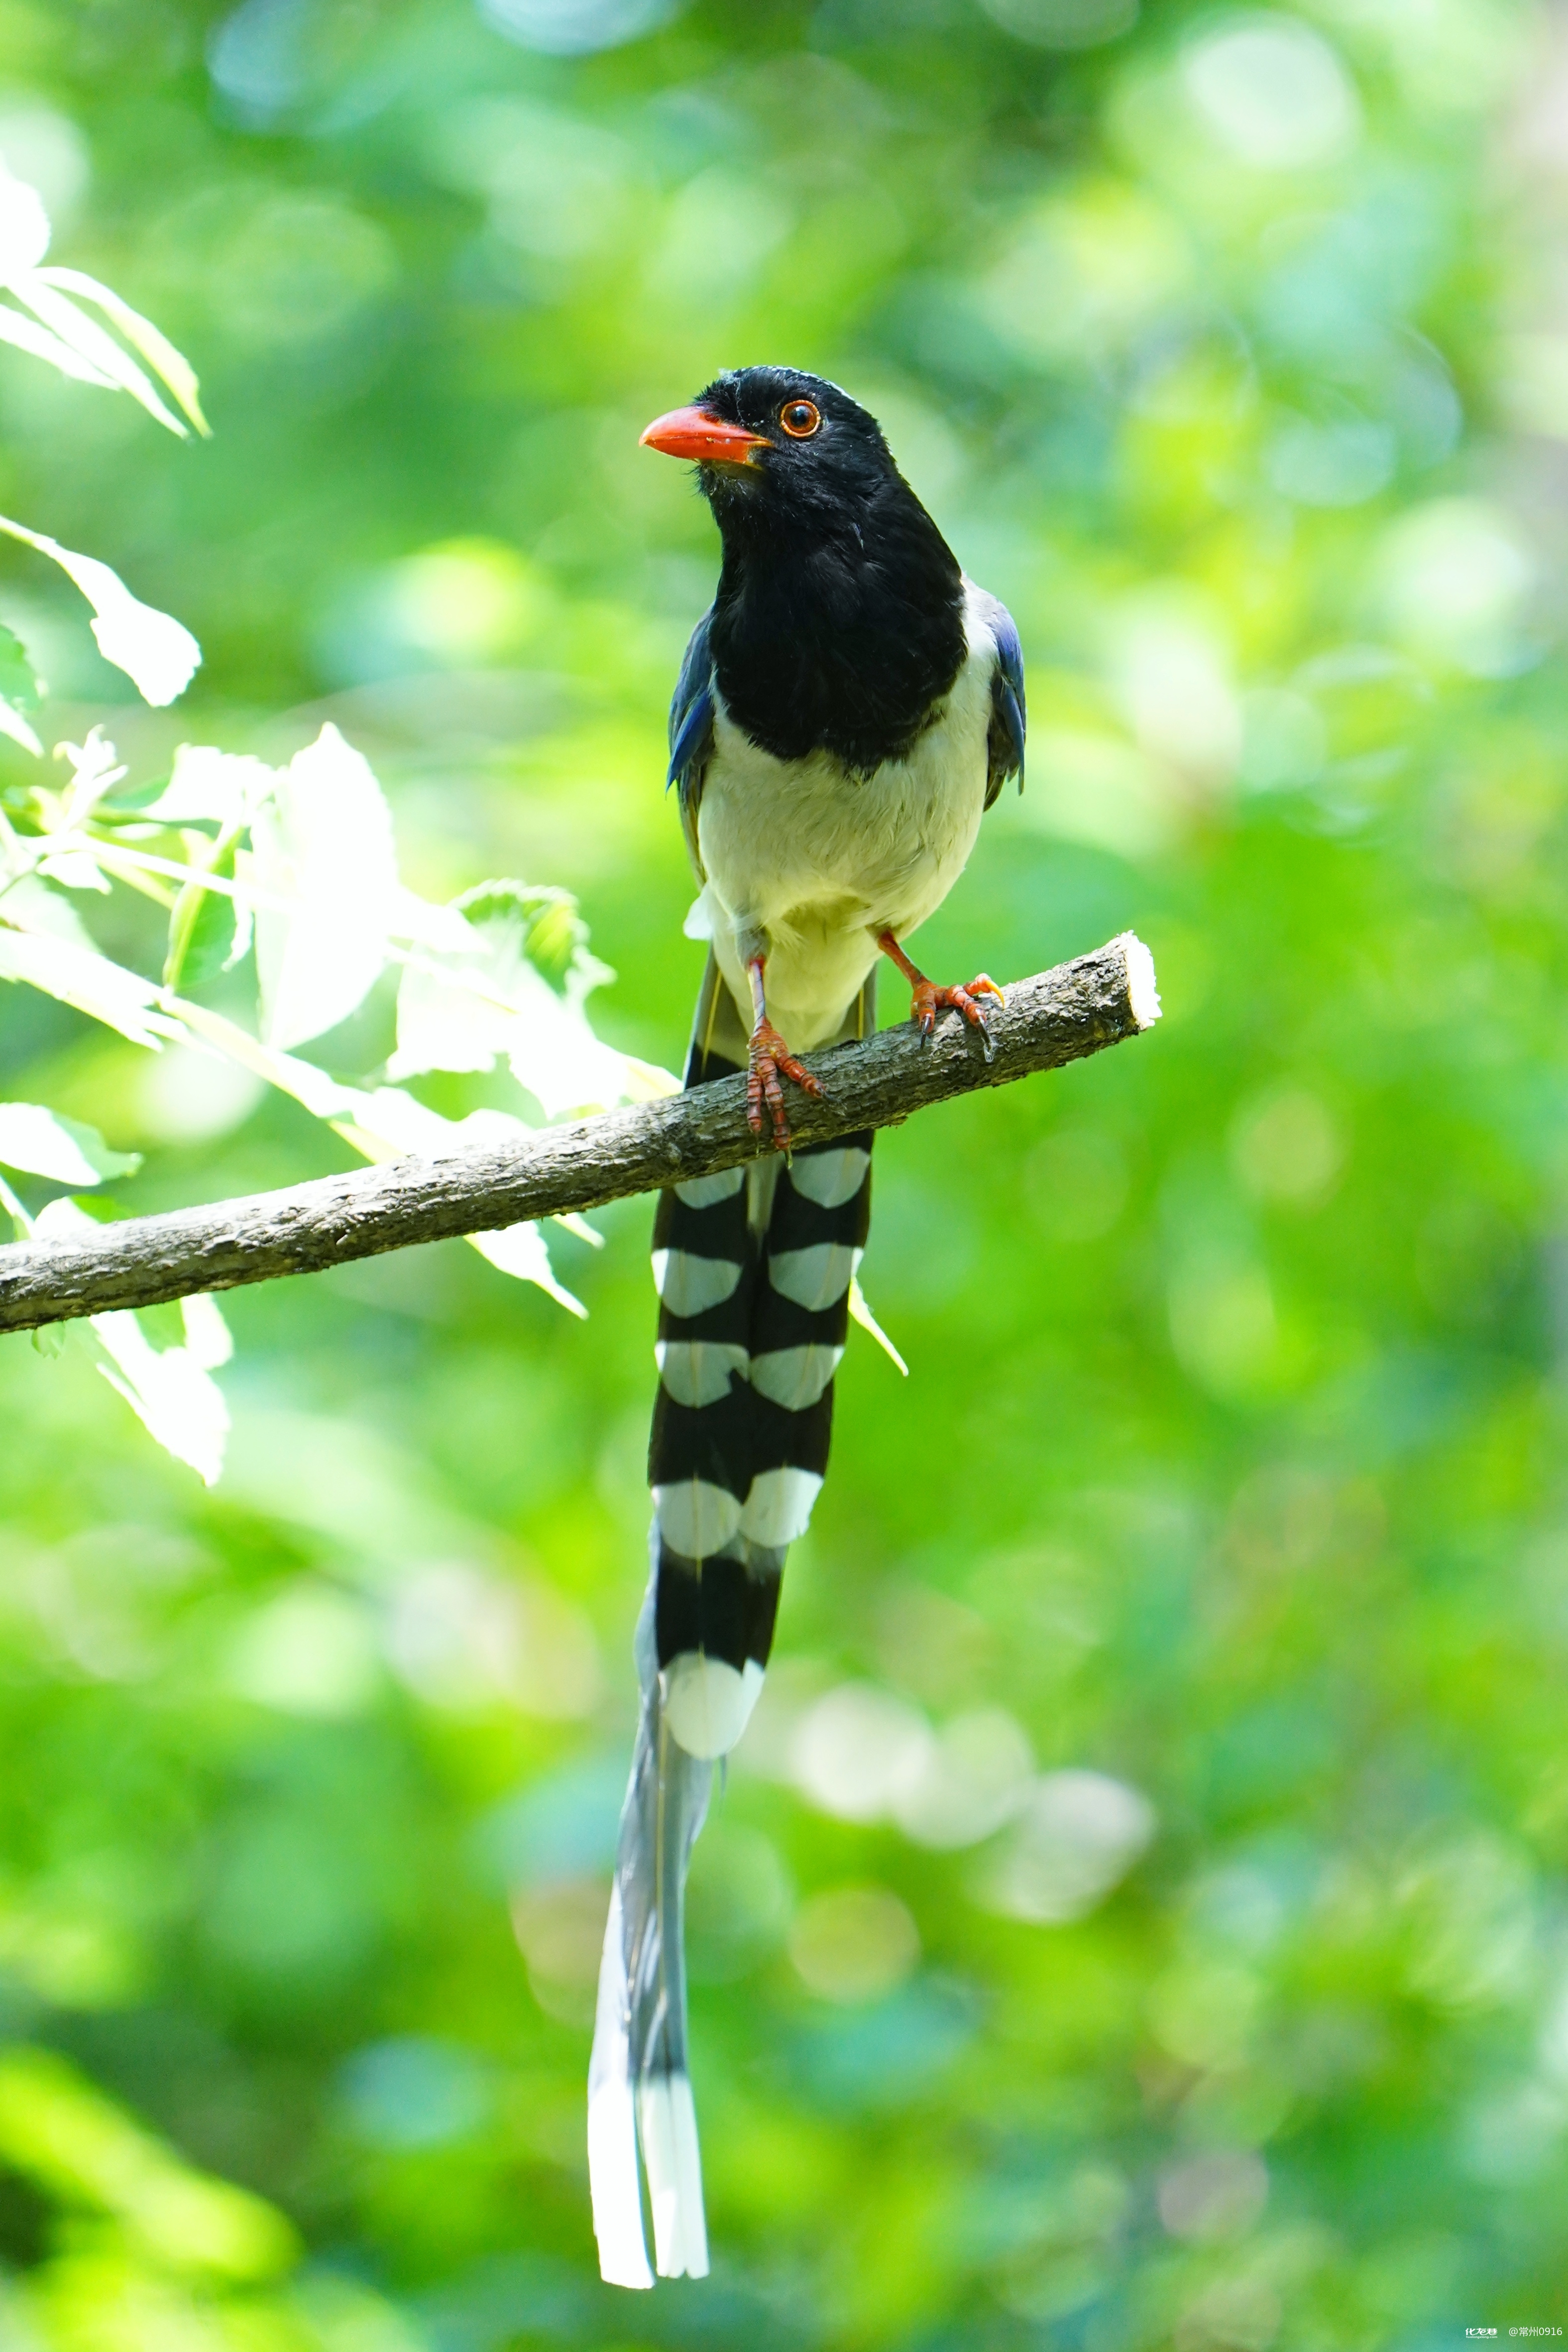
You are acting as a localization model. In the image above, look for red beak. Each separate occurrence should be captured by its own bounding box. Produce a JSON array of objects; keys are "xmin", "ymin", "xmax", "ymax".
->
[{"xmin": 640, "ymin": 404, "xmax": 768, "ymax": 465}]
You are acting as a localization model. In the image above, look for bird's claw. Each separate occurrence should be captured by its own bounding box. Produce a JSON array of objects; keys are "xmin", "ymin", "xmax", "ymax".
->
[
  {"xmin": 910, "ymin": 975, "xmax": 1003, "ymax": 1062},
  {"xmin": 747, "ymin": 1019, "xmax": 823, "ymax": 1148}
]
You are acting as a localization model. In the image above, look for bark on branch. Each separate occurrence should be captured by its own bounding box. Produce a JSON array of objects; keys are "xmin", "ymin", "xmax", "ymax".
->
[{"xmin": 0, "ymin": 933, "xmax": 1160, "ymax": 1335}]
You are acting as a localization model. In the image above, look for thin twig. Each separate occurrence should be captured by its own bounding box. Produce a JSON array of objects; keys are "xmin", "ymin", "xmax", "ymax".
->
[{"xmin": 0, "ymin": 934, "xmax": 1160, "ymax": 1335}]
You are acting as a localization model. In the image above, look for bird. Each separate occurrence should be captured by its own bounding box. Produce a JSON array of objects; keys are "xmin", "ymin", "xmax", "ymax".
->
[{"xmin": 587, "ymin": 365, "xmax": 1025, "ymax": 2289}]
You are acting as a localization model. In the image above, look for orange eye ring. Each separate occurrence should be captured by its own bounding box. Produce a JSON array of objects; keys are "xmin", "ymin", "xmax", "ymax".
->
[{"xmin": 779, "ymin": 398, "xmax": 822, "ymax": 439}]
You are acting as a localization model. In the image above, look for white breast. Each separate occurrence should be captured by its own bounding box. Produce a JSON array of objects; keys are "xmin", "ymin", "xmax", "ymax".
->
[{"xmin": 693, "ymin": 580, "xmax": 1000, "ymax": 1052}]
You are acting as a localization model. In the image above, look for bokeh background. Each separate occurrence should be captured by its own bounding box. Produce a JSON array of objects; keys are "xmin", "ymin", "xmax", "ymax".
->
[{"xmin": 2, "ymin": 0, "xmax": 1568, "ymax": 2342}]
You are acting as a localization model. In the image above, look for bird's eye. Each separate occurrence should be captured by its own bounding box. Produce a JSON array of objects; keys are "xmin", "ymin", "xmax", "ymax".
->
[{"xmin": 779, "ymin": 399, "xmax": 822, "ymax": 439}]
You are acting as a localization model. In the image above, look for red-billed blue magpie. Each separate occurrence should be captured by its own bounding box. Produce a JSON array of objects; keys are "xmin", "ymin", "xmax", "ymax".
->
[{"xmin": 588, "ymin": 367, "xmax": 1025, "ymax": 2287}]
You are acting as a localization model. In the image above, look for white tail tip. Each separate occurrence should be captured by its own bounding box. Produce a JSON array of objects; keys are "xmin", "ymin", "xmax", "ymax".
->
[
  {"xmin": 1121, "ymin": 933, "xmax": 1162, "ymax": 1030},
  {"xmin": 638, "ymin": 2072, "xmax": 709, "ymax": 2279},
  {"xmin": 589, "ymin": 2077, "xmax": 654, "ymax": 2289},
  {"xmin": 588, "ymin": 1883, "xmax": 654, "ymax": 2290}
]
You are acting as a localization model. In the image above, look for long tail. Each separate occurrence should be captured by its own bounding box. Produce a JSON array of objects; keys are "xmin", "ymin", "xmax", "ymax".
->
[{"xmin": 589, "ymin": 953, "xmax": 874, "ymax": 2286}]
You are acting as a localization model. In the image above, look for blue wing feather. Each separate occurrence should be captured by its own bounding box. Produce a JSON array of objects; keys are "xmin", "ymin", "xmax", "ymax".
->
[
  {"xmin": 666, "ymin": 608, "xmax": 716, "ymax": 877},
  {"xmin": 986, "ymin": 600, "xmax": 1026, "ymax": 806},
  {"xmin": 667, "ymin": 607, "xmax": 715, "ymax": 796}
]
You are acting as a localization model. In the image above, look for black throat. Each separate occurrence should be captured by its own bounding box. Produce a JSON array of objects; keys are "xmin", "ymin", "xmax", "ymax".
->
[{"xmin": 704, "ymin": 471, "xmax": 967, "ymax": 777}]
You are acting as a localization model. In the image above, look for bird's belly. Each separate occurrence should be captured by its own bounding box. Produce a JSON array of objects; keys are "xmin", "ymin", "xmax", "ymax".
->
[{"xmin": 696, "ymin": 672, "xmax": 992, "ymax": 1052}]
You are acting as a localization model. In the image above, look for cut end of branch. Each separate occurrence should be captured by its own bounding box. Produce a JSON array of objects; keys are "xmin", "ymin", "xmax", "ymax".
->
[{"xmin": 1120, "ymin": 933, "xmax": 1162, "ymax": 1032}]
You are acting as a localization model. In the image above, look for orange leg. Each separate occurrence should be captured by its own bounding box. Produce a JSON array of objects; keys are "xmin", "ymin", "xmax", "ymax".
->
[
  {"xmin": 745, "ymin": 955, "xmax": 823, "ymax": 1147},
  {"xmin": 877, "ymin": 931, "xmax": 1003, "ymax": 1058}
]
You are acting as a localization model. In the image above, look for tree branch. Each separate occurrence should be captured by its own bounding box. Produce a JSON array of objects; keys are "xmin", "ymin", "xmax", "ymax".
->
[{"xmin": 0, "ymin": 934, "xmax": 1160, "ymax": 1335}]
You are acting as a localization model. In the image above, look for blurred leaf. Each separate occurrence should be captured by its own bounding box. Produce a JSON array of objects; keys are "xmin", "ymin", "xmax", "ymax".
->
[
  {"xmin": 0, "ymin": 2045, "xmax": 297, "ymax": 2281},
  {"xmin": 34, "ymin": 264, "xmax": 210, "ymax": 434},
  {"xmin": 0, "ymin": 623, "xmax": 41, "ymax": 756},
  {"xmin": 0, "ymin": 1101, "xmax": 140, "ymax": 1183},
  {"xmin": 0, "ymin": 622, "xmax": 38, "ymax": 711},
  {"xmin": 181, "ymin": 1293, "xmax": 234, "ymax": 1372},
  {"xmin": 251, "ymin": 724, "xmax": 398, "ymax": 1050},
  {"xmin": 31, "ymin": 1198, "xmax": 232, "ymax": 1484},
  {"xmin": 88, "ymin": 1305, "xmax": 231, "ymax": 1487},
  {"xmin": 164, "ymin": 831, "xmax": 248, "ymax": 991},
  {"xmin": 56, "ymin": 725, "xmax": 128, "ymax": 823},
  {"xmin": 0, "ymin": 298, "xmax": 116, "ymax": 387},
  {"xmin": 390, "ymin": 878, "xmax": 633, "ymax": 1117},
  {"xmin": 463, "ymin": 882, "xmax": 606, "ymax": 1000},
  {"xmin": 0, "ymin": 699, "xmax": 41, "ymax": 756},
  {"xmin": 144, "ymin": 745, "xmax": 275, "ymax": 829},
  {"xmin": 7, "ymin": 277, "xmax": 190, "ymax": 437},
  {"xmin": 0, "ymin": 920, "xmax": 183, "ymax": 1048},
  {"xmin": 36, "ymin": 846, "xmax": 111, "ymax": 892},
  {"xmin": 467, "ymin": 1219, "xmax": 586, "ymax": 1318},
  {"xmin": 0, "ymin": 161, "xmax": 50, "ymax": 276},
  {"xmin": 0, "ymin": 517, "xmax": 200, "ymax": 706}
]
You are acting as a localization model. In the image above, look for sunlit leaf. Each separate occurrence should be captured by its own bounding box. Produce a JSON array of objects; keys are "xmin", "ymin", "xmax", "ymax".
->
[
  {"xmin": 8, "ymin": 277, "xmax": 189, "ymax": 436},
  {"xmin": 0, "ymin": 162, "xmax": 49, "ymax": 276},
  {"xmin": 36, "ymin": 848, "xmax": 110, "ymax": 893},
  {"xmin": 90, "ymin": 1316, "xmax": 230, "ymax": 1485},
  {"xmin": 390, "ymin": 934, "xmax": 513, "ymax": 1079},
  {"xmin": 0, "ymin": 1102, "xmax": 140, "ymax": 1184},
  {"xmin": 0, "ymin": 1166, "xmax": 29, "ymax": 1239},
  {"xmin": 164, "ymin": 831, "xmax": 248, "ymax": 990},
  {"xmin": 468, "ymin": 1220, "xmax": 587, "ymax": 1317},
  {"xmin": 0, "ymin": 517, "xmax": 200, "ymax": 706},
  {"xmin": 250, "ymin": 723, "xmax": 399, "ymax": 1049},
  {"xmin": 160, "ymin": 996, "xmax": 359, "ymax": 1122},
  {"xmin": 325, "ymin": 1082, "xmax": 468, "ymax": 1161},
  {"xmin": 0, "ymin": 921, "xmax": 184, "ymax": 1049},
  {"xmin": 0, "ymin": 165, "xmax": 208, "ymax": 436},
  {"xmin": 390, "ymin": 876, "xmax": 634, "ymax": 1116},
  {"xmin": 180, "ymin": 1293, "xmax": 233, "ymax": 1372},
  {"xmin": 0, "ymin": 699, "xmax": 41, "ymax": 756},
  {"xmin": 0, "ymin": 874, "xmax": 97, "ymax": 949},
  {"xmin": 143, "ymin": 743, "xmax": 274, "ymax": 829},
  {"xmin": 33, "ymin": 264, "xmax": 211, "ymax": 435},
  {"xmin": 468, "ymin": 880, "xmax": 613, "ymax": 1000},
  {"xmin": 0, "ymin": 622, "xmax": 39, "ymax": 713},
  {"xmin": 28, "ymin": 1198, "xmax": 231, "ymax": 1484},
  {"xmin": 388, "ymin": 884, "xmax": 480, "ymax": 956},
  {"xmin": 55, "ymin": 727, "xmax": 127, "ymax": 822},
  {"xmin": 505, "ymin": 1003, "xmax": 636, "ymax": 1119},
  {"xmin": 0, "ymin": 297, "xmax": 117, "ymax": 384}
]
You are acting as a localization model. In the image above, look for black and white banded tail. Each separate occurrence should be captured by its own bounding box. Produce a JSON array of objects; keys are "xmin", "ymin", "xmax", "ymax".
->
[{"xmin": 589, "ymin": 956, "xmax": 873, "ymax": 2286}]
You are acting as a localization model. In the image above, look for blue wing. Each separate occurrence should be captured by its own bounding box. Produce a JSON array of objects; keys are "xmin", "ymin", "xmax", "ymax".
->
[
  {"xmin": 986, "ymin": 600, "xmax": 1026, "ymax": 808},
  {"xmin": 667, "ymin": 607, "xmax": 716, "ymax": 872}
]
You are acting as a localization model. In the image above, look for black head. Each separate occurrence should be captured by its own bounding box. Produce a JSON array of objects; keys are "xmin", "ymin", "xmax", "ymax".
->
[
  {"xmin": 641, "ymin": 365, "xmax": 967, "ymax": 773},
  {"xmin": 640, "ymin": 365, "xmax": 902, "ymax": 535}
]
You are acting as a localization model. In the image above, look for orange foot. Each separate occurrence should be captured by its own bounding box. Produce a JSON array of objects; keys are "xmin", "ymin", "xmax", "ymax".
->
[
  {"xmin": 747, "ymin": 1019, "xmax": 823, "ymax": 1147},
  {"xmin": 910, "ymin": 973, "xmax": 1004, "ymax": 1058}
]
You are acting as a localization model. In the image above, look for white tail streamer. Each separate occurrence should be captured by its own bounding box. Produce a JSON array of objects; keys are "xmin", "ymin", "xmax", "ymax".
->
[{"xmin": 589, "ymin": 1585, "xmax": 714, "ymax": 2286}]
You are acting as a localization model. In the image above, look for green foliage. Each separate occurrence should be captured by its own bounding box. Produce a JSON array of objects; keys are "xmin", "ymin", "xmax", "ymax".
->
[
  {"xmin": 0, "ymin": 704, "xmax": 658, "ymax": 1463},
  {"xmin": 0, "ymin": 0, "xmax": 1565, "ymax": 2345},
  {"xmin": 0, "ymin": 625, "xmax": 37, "ymax": 712},
  {"xmin": 162, "ymin": 834, "xmax": 243, "ymax": 993},
  {"xmin": 0, "ymin": 1103, "xmax": 138, "ymax": 1186}
]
